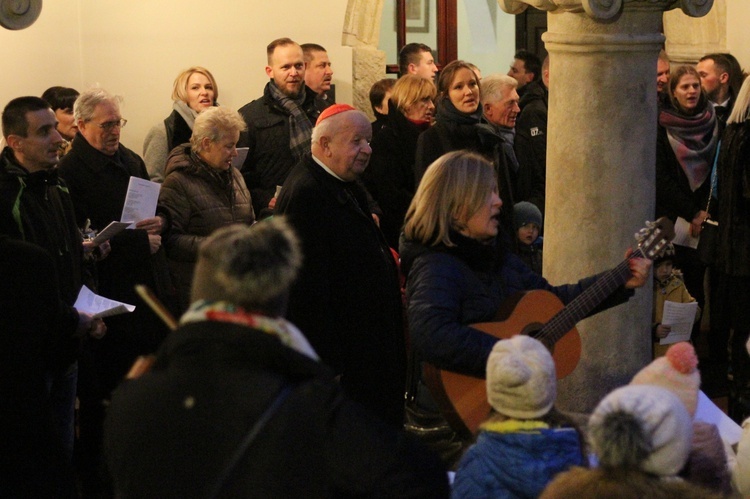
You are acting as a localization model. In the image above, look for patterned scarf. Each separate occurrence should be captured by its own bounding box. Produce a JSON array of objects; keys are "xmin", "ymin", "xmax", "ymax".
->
[
  {"xmin": 659, "ymin": 105, "xmax": 718, "ymax": 192},
  {"xmin": 266, "ymin": 81, "xmax": 313, "ymax": 161},
  {"xmin": 181, "ymin": 300, "xmax": 319, "ymax": 360}
]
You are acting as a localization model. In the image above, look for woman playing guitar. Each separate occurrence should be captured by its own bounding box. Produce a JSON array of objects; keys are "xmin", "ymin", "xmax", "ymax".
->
[{"xmin": 400, "ymin": 150, "xmax": 654, "ymax": 462}]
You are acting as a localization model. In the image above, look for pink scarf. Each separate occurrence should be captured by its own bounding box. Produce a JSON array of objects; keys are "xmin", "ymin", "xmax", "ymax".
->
[{"xmin": 659, "ymin": 105, "xmax": 718, "ymax": 192}]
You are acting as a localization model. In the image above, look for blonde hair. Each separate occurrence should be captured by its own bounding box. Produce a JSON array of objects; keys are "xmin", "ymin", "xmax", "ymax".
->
[
  {"xmin": 391, "ymin": 75, "xmax": 437, "ymax": 115},
  {"xmin": 403, "ymin": 150, "xmax": 497, "ymax": 247},
  {"xmin": 728, "ymin": 75, "xmax": 750, "ymax": 124},
  {"xmin": 171, "ymin": 66, "xmax": 219, "ymax": 105},
  {"xmin": 190, "ymin": 106, "xmax": 247, "ymax": 154}
]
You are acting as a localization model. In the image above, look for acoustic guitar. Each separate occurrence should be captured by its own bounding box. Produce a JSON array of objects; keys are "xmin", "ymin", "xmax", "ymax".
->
[{"xmin": 422, "ymin": 218, "xmax": 675, "ymax": 439}]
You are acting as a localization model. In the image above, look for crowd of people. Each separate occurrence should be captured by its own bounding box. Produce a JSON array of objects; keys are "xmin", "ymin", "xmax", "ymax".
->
[{"xmin": 1, "ymin": 35, "xmax": 750, "ymax": 497}]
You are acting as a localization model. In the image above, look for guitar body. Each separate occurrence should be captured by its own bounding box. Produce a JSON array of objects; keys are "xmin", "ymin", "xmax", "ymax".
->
[
  {"xmin": 421, "ymin": 217, "xmax": 674, "ymax": 439},
  {"xmin": 423, "ymin": 290, "xmax": 581, "ymax": 439}
]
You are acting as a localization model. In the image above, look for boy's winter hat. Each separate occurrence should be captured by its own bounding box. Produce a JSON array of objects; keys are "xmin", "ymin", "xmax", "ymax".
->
[
  {"xmin": 653, "ymin": 242, "xmax": 676, "ymax": 267},
  {"xmin": 630, "ymin": 341, "xmax": 700, "ymax": 417},
  {"xmin": 486, "ymin": 335, "xmax": 556, "ymax": 419},
  {"xmin": 589, "ymin": 385, "xmax": 692, "ymax": 477},
  {"xmin": 513, "ymin": 201, "xmax": 543, "ymax": 231}
]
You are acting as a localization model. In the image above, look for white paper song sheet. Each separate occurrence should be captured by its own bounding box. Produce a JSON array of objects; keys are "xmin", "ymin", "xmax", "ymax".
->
[
  {"xmin": 232, "ymin": 147, "xmax": 249, "ymax": 169},
  {"xmin": 659, "ymin": 300, "xmax": 699, "ymax": 345},
  {"xmin": 74, "ymin": 285, "xmax": 135, "ymax": 319},
  {"xmin": 695, "ymin": 390, "xmax": 743, "ymax": 445},
  {"xmin": 121, "ymin": 176, "xmax": 160, "ymax": 226},
  {"xmin": 672, "ymin": 216, "xmax": 699, "ymax": 249}
]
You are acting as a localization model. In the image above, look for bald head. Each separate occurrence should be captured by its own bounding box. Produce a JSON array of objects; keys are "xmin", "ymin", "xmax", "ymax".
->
[{"xmin": 312, "ymin": 110, "xmax": 372, "ymax": 181}]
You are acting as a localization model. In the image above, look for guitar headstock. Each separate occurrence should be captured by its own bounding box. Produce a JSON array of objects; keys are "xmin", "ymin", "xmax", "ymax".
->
[{"xmin": 634, "ymin": 217, "xmax": 676, "ymax": 260}]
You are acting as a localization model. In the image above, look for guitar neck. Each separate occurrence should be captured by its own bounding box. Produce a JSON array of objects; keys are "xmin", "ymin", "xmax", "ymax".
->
[{"xmin": 537, "ymin": 248, "xmax": 643, "ymax": 345}]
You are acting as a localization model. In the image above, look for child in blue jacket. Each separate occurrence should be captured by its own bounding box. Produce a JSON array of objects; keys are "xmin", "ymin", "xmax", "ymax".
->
[{"xmin": 452, "ymin": 336, "xmax": 586, "ymax": 498}]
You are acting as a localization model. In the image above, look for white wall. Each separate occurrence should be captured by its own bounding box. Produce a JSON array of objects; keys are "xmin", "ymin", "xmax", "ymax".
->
[
  {"xmin": 1, "ymin": 0, "xmax": 351, "ymax": 155},
  {"xmin": 0, "ymin": 2, "xmax": 82, "ymax": 102},
  {"xmin": 457, "ymin": 0, "xmax": 515, "ymax": 77},
  {"xmin": 727, "ymin": 2, "xmax": 750, "ymax": 74}
]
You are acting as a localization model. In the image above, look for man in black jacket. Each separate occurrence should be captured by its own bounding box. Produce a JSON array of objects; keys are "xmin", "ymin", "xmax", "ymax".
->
[
  {"xmin": 0, "ymin": 97, "xmax": 106, "ymax": 496},
  {"xmin": 105, "ymin": 218, "xmax": 449, "ymax": 498},
  {"xmin": 276, "ymin": 105, "xmax": 406, "ymax": 429},
  {"xmin": 58, "ymin": 88, "xmax": 172, "ymax": 496},
  {"xmin": 238, "ymin": 37, "xmax": 321, "ymax": 217}
]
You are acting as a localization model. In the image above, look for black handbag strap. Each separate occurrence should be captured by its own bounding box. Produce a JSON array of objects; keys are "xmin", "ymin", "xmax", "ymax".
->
[{"xmin": 206, "ymin": 383, "xmax": 294, "ymax": 499}]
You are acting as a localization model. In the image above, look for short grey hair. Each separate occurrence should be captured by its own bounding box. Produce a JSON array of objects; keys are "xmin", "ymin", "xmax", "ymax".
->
[
  {"xmin": 191, "ymin": 218, "xmax": 302, "ymax": 316},
  {"xmin": 190, "ymin": 106, "xmax": 247, "ymax": 154},
  {"xmin": 480, "ymin": 74, "xmax": 518, "ymax": 105},
  {"xmin": 74, "ymin": 88, "xmax": 122, "ymax": 122}
]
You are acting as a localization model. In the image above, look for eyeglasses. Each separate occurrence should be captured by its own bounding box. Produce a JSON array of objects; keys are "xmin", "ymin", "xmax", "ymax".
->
[{"xmin": 96, "ymin": 119, "xmax": 127, "ymax": 131}]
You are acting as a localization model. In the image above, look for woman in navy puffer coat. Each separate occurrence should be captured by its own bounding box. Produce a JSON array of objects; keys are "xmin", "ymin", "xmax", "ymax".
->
[{"xmin": 400, "ymin": 151, "xmax": 650, "ymax": 465}]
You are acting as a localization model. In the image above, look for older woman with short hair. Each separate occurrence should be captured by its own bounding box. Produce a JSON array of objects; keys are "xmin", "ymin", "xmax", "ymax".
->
[
  {"xmin": 362, "ymin": 74, "xmax": 436, "ymax": 247},
  {"xmin": 159, "ymin": 106, "xmax": 255, "ymax": 312},
  {"xmin": 144, "ymin": 66, "xmax": 219, "ymax": 182}
]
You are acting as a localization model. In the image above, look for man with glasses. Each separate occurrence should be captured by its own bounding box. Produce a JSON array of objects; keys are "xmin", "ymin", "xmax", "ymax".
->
[{"xmin": 58, "ymin": 88, "xmax": 174, "ymax": 497}]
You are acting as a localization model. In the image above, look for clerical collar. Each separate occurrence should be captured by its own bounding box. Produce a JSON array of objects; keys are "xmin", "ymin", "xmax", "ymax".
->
[{"xmin": 312, "ymin": 154, "xmax": 346, "ymax": 182}]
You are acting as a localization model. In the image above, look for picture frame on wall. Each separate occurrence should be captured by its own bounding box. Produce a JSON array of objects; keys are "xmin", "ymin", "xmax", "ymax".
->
[{"xmin": 394, "ymin": 0, "xmax": 430, "ymax": 33}]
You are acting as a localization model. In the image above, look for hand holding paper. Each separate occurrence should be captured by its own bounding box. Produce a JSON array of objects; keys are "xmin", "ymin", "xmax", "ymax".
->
[
  {"xmin": 659, "ymin": 301, "xmax": 699, "ymax": 345},
  {"xmin": 121, "ymin": 176, "xmax": 160, "ymax": 226},
  {"xmin": 74, "ymin": 285, "xmax": 135, "ymax": 319}
]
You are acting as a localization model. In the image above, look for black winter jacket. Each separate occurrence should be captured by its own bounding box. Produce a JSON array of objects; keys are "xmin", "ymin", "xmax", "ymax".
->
[
  {"xmin": 276, "ymin": 154, "xmax": 406, "ymax": 428},
  {"xmin": 362, "ymin": 103, "xmax": 425, "ymax": 248},
  {"xmin": 238, "ymin": 83, "xmax": 320, "ymax": 216},
  {"xmin": 655, "ymin": 122, "xmax": 715, "ymax": 224},
  {"xmin": 0, "ymin": 148, "xmax": 82, "ymax": 370},
  {"xmin": 59, "ymin": 135, "xmax": 174, "ymax": 394},
  {"xmin": 717, "ymin": 120, "xmax": 750, "ymax": 277},
  {"xmin": 105, "ymin": 319, "xmax": 450, "ymax": 498}
]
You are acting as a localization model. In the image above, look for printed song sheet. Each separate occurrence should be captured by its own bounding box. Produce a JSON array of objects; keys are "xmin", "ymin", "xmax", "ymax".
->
[
  {"xmin": 659, "ymin": 300, "xmax": 699, "ymax": 345},
  {"xmin": 121, "ymin": 176, "xmax": 160, "ymax": 227},
  {"xmin": 232, "ymin": 147, "xmax": 249, "ymax": 169},
  {"xmin": 74, "ymin": 285, "xmax": 135, "ymax": 319},
  {"xmin": 672, "ymin": 217, "xmax": 699, "ymax": 249},
  {"xmin": 91, "ymin": 221, "xmax": 131, "ymax": 245}
]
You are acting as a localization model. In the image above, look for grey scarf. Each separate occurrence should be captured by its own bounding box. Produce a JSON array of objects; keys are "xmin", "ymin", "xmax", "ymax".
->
[{"xmin": 267, "ymin": 81, "xmax": 313, "ymax": 161}]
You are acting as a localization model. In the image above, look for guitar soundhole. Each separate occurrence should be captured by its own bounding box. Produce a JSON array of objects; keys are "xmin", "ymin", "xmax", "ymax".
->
[{"xmin": 524, "ymin": 323, "xmax": 554, "ymax": 353}]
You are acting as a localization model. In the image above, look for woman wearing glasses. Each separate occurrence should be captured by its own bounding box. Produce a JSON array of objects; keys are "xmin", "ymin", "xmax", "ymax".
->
[{"xmin": 143, "ymin": 67, "xmax": 219, "ymax": 182}]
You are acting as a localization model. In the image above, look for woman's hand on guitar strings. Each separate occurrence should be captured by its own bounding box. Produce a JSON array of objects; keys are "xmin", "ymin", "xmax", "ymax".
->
[{"xmin": 623, "ymin": 248, "xmax": 652, "ymax": 289}]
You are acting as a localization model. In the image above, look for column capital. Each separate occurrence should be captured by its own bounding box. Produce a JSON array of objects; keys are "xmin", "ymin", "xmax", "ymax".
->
[{"xmin": 498, "ymin": 0, "xmax": 713, "ymax": 20}]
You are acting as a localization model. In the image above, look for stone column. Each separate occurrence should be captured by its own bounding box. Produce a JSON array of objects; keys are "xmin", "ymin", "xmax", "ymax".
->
[
  {"xmin": 499, "ymin": 0, "xmax": 713, "ymax": 413},
  {"xmin": 343, "ymin": 0, "xmax": 387, "ymax": 120}
]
